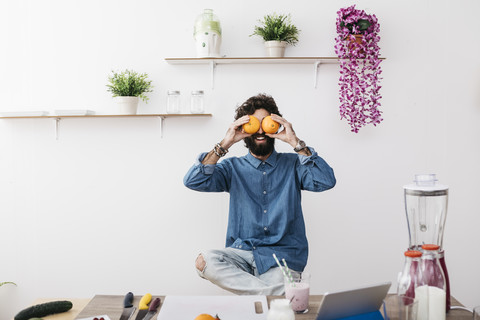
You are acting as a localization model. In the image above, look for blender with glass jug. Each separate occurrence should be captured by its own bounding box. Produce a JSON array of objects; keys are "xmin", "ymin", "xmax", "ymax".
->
[{"xmin": 404, "ymin": 174, "xmax": 451, "ymax": 311}]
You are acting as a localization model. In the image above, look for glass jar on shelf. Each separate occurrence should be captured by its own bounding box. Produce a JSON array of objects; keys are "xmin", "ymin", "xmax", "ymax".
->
[
  {"xmin": 190, "ymin": 90, "xmax": 205, "ymax": 113},
  {"xmin": 166, "ymin": 90, "xmax": 181, "ymax": 114}
]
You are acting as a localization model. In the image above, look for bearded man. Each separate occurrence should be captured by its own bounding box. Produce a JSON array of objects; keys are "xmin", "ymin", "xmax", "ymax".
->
[{"xmin": 183, "ymin": 93, "xmax": 336, "ymax": 295}]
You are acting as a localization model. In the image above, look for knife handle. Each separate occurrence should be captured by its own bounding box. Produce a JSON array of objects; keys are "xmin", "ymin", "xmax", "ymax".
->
[
  {"xmin": 124, "ymin": 292, "xmax": 134, "ymax": 308},
  {"xmin": 139, "ymin": 293, "xmax": 152, "ymax": 310},
  {"xmin": 148, "ymin": 298, "xmax": 161, "ymax": 312}
]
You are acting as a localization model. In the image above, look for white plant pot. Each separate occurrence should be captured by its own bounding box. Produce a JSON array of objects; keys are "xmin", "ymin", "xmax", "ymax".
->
[
  {"xmin": 264, "ymin": 41, "xmax": 287, "ymax": 57},
  {"xmin": 115, "ymin": 96, "xmax": 139, "ymax": 115}
]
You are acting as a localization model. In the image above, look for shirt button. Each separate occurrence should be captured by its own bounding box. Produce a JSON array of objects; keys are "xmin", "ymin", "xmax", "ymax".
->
[
  {"xmin": 263, "ymin": 191, "xmax": 267, "ymax": 194},
  {"xmin": 253, "ymin": 247, "xmax": 256, "ymax": 250},
  {"xmin": 239, "ymin": 245, "xmax": 242, "ymax": 248},
  {"xmin": 264, "ymin": 210, "xmax": 267, "ymax": 213},
  {"xmin": 263, "ymin": 172, "xmax": 266, "ymax": 175},
  {"xmin": 264, "ymin": 227, "xmax": 268, "ymax": 231}
]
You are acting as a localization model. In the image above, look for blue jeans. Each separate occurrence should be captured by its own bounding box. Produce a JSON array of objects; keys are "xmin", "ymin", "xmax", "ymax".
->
[{"xmin": 197, "ymin": 247, "xmax": 285, "ymax": 295}]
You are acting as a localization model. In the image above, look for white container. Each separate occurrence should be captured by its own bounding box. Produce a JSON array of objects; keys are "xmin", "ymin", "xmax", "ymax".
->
[
  {"xmin": 115, "ymin": 96, "xmax": 139, "ymax": 114},
  {"xmin": 267, "ymin": 299, "xmax": 295, "ymax": 320},
  {"xmin": 265, "ymin": 41, "xmax": 287, "ymax": 57},
  {"xmin": 194, "ymin": 9, "xmax": 222, "ymax": 58},
  {"xmin": 190, "ymin": 90, "xmax": 205, "ymax": 113},
  {"xmin": 166, "ymin": 90, "xmax": 181, "ymax": 114}
]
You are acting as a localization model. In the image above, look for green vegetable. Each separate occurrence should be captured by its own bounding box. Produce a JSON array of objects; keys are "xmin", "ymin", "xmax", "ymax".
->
[{"xmin": 14, "ymin": 300, "xmax": 73, "ymax": 320}]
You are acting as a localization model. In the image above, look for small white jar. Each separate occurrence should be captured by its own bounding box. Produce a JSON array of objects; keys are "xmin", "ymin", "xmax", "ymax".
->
[
  {"xmin": 166, "ymin": 90, "xmax": 181, "ymax": 114},
  {"xmin": 190, "ymin": 90, "xmax": 205, "ymax": 113},
  {"xmin": 267, "ymin": 299, "xmax": 295, "ymax": 320}
]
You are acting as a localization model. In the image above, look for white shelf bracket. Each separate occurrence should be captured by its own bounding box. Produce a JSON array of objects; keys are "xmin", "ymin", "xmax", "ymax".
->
[
  {"xmin": 55, "ymin": 117, "xmax": 61, "ymax": 140},
  {"xmin": 210, "ymin": 61, "xmax": 217, "ymax": 89},
  {"xmin": 159, "ymin": 116, "xmax": 165, "ymax": 138},
  {"xmin": 313, "ymin": 61, "xmax": 321, "ymax": 89}
]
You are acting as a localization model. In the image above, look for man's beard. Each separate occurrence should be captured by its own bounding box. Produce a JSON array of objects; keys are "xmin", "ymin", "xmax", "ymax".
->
[{"xmin": 244, "ymin": 133, "xmax": 275, "ymax": 157}]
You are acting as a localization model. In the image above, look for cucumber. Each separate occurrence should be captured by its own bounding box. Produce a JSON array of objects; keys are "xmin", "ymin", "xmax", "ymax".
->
[{"xmin": 14, "ymin": 300, "xmax": 73, "ymax": 320}]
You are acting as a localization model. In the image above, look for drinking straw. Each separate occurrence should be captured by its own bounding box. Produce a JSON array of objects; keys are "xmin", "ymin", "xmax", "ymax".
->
[
  {"xmin": 282, "ymin": 258, "xmax": 294, "ymax": 283},
  {"xmin": 272, "ymin": 253, "xmax": 289, "ymax": 281}
]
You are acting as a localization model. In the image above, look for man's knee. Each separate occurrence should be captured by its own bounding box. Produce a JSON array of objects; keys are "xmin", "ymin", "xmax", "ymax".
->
[{"xmin": 195, "ymin": 254, "xmax": 206, "ymax": 272}]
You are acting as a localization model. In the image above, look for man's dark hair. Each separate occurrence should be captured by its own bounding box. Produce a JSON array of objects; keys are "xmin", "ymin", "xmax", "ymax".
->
[{"xmin": 234, "ymin": 93, "xmax": 282, "ymax": 120}]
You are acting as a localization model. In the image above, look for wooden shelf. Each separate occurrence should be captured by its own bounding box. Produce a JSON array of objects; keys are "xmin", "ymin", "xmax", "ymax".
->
[
  {"xmin": 167, "ymin": 57, "xmax": 353, "ymax": 89},
  {"xmin": 0, "ymin": 113, "xmax": 212, "ymax": 139},
  {"xmin": 0, "ymin": 113, "xmax": 211, "ymax": 119},
  {"xmin": 165, "ymin": 56, "xmax": 386, "ymax": 88},
  {"xmin": 165, "ymin": 56, "xmax": 342, "ymax": 65}
]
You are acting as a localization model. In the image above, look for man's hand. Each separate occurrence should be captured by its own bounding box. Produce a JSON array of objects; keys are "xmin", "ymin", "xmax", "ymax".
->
[
  {"xmin": 202, "ymin": 115, "xmax": 252, "ymax": 165},
  {"xmin": 220, "ymin": 115, "xmax": 252, "ymax": 150},
  {"xmin": 266, "ymin": 114, "xmax": 311, "ymax": 156},
  {"xmin": 266, "ymin": 114, "xmax": 299, "ymax": 148}
]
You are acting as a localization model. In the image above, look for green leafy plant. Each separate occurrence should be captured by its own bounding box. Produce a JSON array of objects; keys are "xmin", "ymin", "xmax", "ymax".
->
[
  {"xmin": 339, "ymin": 19, "xmax": 371, "ymax": 34},
  {"xmin": 106, "ymin": 69, "xmax": 153, "ymax": 103},
  {"xmin": 251, "ymin": 13, "xmax": 300, "ymax": 45}
]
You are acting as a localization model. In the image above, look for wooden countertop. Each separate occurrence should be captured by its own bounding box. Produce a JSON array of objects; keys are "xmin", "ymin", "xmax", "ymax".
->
[{"xmin": 20, "ymin": 295, "xmax": 472, "ymax": 320}]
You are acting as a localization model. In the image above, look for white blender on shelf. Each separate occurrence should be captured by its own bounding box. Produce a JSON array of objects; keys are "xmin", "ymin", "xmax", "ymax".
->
[{"xmin": 403, "ymin": 174, "xmax": 451, "ymax": 312}]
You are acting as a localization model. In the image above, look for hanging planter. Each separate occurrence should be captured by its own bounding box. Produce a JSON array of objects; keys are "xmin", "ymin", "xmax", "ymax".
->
[{"xmin": 334, "ymin": 5, "xmax": 383, "ymax": 133}]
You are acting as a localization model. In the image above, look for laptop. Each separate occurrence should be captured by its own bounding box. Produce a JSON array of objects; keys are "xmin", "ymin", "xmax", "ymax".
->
[{"xmin": 315, "ymin": 282, "xmax": 391, "ymax": 320}]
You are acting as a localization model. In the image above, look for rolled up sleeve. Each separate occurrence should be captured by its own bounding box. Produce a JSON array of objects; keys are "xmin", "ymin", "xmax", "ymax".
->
[
  {"xmin": 183, "ymin": 153, "xmax": 229, "ymax": 192},
  {"xmin": 297, "ymin": 147, "xmax": 336, "ymax": 191}
]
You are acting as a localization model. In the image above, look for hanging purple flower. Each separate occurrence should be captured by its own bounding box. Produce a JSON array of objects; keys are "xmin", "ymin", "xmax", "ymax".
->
[{"xmin": 334, "ymin": 5, "xmax": 383, "ymax": 133}]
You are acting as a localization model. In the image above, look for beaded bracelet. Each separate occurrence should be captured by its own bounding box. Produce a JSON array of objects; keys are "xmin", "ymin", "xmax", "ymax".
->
[{"xmin": 214, "ymin": 143, "xmax": 228, "ymax": 157}]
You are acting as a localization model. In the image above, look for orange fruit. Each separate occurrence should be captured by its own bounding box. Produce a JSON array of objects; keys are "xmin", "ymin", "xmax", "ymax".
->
[
  {"xmin": 261, "ymin": 115, "xmax": 280, "ymax": 134},
  {"xmin": 194, "ymin": 314, "xmax": 220, "ymax": 320},
  {"xmin": 243, "ymin": 115, "xmax": 260, "ymax": 134}
]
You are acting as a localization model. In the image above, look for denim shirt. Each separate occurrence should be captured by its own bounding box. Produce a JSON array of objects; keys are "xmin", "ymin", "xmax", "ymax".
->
[{"xmin": 183, "ymin": 147, "xmax": 336, "ymax": 275}]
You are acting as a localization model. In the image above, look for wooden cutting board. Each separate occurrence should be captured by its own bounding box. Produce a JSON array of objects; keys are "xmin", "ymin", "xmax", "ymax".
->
[
  {"xmin": 157, "ymin": 295, "xmax": 268, "ymax": 320},
  {"xmin": 75, "ymin": 295, "xmax": 163, "ymax": 320}
]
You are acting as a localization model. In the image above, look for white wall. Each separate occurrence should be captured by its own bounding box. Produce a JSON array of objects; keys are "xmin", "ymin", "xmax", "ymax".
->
[{"xmin": 1, "ymin": 0, "xmax": 479, "ymax": 318}]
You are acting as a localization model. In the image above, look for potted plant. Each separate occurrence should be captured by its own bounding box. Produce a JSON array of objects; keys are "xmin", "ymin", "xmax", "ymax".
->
[
  {"xmin": 334, "ymin": 5, "xmax": 382, "ymax": 133},
  {"xmin": 251, "ymin": 13, "xmax": 300, "ymax": 57},
  {"xmin": 106, "ymin": 69, "xmax": 153, "ymax": 115}
]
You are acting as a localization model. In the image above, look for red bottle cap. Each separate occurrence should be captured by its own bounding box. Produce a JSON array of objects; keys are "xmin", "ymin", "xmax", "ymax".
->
[
  {"xmin": 422, "ymin": 244, "xmax": 440, "ymax": 251},
  {"xmin": 404, "ymin": 250, "xmax": 422, "ymax": 257}
]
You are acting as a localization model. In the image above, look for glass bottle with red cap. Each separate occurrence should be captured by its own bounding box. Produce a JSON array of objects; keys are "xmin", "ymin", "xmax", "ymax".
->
[
  {"xmin": 397, "ymin": 250, "xmax": 426, "ymax": 299},
  {"xmin": 416, "ymin": 244, "xmax": 446, "ymax": 320}
]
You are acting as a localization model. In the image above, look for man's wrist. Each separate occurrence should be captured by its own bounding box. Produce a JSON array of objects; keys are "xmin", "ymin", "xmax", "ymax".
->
[
  {"xmin": 213, "ymin": 142, "xmax": 228, "ymax": 157},
  {"xmin": 219, "ymin": 139, "xmax": 233, "ymax": 150},
  {"xmin": 293, "ymin": 139, "xmax": 307, "ymax": 152}
]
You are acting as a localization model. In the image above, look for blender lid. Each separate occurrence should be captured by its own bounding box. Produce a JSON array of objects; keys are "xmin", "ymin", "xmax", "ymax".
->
[{"xmin": 403, "ymin": 174, "xmax": 448, "ymax": 192}]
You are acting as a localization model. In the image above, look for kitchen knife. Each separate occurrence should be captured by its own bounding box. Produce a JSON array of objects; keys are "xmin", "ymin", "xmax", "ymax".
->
[
  {"xmin": 141, "ymin": 297, "xmax": 161, "ymax": 320},
  {"xmin": 134, "ymin": 293, "xmax": 152, "ymax": 320},
  {"xmin": 119, "ymin": 292, "xmax": 136, "ymax": 320}
]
